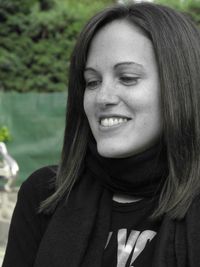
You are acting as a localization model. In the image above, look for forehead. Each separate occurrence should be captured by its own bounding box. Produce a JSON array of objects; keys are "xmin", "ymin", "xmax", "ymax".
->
[{"xmin": 86, "ymin": 19, "xmax": 155, "ymax": 69}]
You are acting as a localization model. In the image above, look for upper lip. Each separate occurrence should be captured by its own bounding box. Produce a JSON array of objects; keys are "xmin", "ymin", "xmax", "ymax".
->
[{"xmin": 97, "ymin": 113, "xmax": 132, "ymax": 122}]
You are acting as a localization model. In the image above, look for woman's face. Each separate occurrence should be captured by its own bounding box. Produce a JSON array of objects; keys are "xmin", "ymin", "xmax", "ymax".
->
[{"xmin": 83, "ymin": 20, "xmax": 162, "ymax": 158}]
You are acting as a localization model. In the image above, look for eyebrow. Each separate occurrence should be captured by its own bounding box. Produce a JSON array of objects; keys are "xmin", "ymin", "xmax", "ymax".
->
[
  {"xmin": 114, "ymin": 62, "xmax": 144, "ymax": 70},
  {"xmin": 84, "ymin": 61, "xmax": 145, "ymax": 73},
  {"xmin": 84, "ymin": 67, "xmax": 97, "ymax": 73}
]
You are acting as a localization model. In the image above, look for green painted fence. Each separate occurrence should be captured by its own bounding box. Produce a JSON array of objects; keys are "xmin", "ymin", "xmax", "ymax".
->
[{"xmin": 0, "ymin": 92, "xmax": 67, "ymax": 185}]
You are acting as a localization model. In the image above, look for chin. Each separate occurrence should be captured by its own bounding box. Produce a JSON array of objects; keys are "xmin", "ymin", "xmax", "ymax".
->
[
  {"xmin": 96, "ymin": 139, "xmax": 155, "ymax": 158},
  {"xmin": 97, "ymin": 143, "xmax": 133, "ymax": 159}
]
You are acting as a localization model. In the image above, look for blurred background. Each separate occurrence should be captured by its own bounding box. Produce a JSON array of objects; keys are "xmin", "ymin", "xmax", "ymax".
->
[{"xmin": 0, "ymin": 0, "xmax": 199, "ymax": 265}]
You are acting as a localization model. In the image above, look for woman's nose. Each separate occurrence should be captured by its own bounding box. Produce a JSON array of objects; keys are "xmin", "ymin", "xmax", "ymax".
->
[{"xmin": 96, "ymin": 81, "xmax": 119, "ymax": 108}]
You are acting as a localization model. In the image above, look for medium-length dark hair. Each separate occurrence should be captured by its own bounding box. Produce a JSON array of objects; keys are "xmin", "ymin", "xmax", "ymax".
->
[{"xmin": 40, "ymin": 2, "xmax": 200, "ymax": 219}]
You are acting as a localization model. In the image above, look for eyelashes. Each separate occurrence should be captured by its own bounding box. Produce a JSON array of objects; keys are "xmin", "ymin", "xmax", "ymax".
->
[
  {"xmin": 85, "ymin": 75, "xmax": 140, "ymax": 90},
  {"xmin": 85, "ymin": 80, "xmax": 101, "ymax": 89},
  {"xmin": 119, "ymin": 76, "xmax": 140, "ymax": 85}
]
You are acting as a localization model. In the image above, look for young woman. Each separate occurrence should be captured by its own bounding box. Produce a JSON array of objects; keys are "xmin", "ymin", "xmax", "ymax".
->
[{"xmin": 3, "ymin": 2, "xmax": 200, "ymax": 267}]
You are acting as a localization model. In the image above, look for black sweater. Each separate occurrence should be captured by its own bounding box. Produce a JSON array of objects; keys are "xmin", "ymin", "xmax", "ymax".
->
[
  {"xmin": 3, "ymin": 165, "xmax": 200, "ymax": 267},
  {"xmin": 2, "ymin": 166, "xmax": 56, "ymax": 267},
  {"xmin": 3, "ymin": 166, "xmax": 160, "ymax": 267}
]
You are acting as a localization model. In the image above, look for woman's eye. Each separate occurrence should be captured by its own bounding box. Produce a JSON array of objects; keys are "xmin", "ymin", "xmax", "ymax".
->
[
  {"xmin": 85, "ymin": 80, "xmax": 101, "ymax": 89},
  {"xmin": 119, "ymin": 76, "xmax": 140, "ymax": 85}
]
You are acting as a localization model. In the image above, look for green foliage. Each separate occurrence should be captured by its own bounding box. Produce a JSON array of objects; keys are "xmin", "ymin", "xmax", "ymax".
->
[
  {"xmin": 186, "ymin": 0, "xmax": 200, "ymax": 24},
  {"xmin": 0, "ymin": 126, "xmax": 11, "ymax": 142},
  {"xmin": 0, "ymin": 0, "xmax": 38, "ymax": 15},
  {"xmin": 39, "ymin": 0, "xmax": 55, "ymax": 11},
  {"xmin": 0, "ymin": 0, "xmax": 114, "ymax": 92}
]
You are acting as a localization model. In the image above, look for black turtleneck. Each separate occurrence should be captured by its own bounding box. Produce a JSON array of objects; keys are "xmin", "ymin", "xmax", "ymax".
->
[{"xmin": 86, "ymin": 138, "xmax": 168, "ymax": 199}]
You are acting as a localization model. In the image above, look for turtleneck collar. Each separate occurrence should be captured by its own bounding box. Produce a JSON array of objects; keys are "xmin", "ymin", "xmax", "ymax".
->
[{"xmin": 85, "ymin": 138, "xmax": 168, "ymax": 198}]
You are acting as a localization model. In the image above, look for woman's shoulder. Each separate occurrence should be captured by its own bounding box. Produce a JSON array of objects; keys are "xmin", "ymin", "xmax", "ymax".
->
[{"xmin": 19, "ymin": 165, "xmax": 57, "ymax": 203}]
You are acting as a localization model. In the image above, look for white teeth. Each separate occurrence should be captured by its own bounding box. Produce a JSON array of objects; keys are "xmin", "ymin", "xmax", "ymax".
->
[
  {"xmin": 108, "ymin": 118, "xmax": 114, "ymax": 126},
  {"xmin": 100, "ymin": 117, "xmax": 128, "ymax": 127}
]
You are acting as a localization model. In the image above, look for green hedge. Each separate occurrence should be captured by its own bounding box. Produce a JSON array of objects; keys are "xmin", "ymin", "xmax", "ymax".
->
[{"xmin": 0, "ymin": 0, "xmax": 114, "ymax": 92}]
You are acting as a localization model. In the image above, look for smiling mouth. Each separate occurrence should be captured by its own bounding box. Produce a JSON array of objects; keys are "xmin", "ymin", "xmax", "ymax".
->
[{"xmin": 99, "ymin": 117, "xmax": 131, "ymax": 127}]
